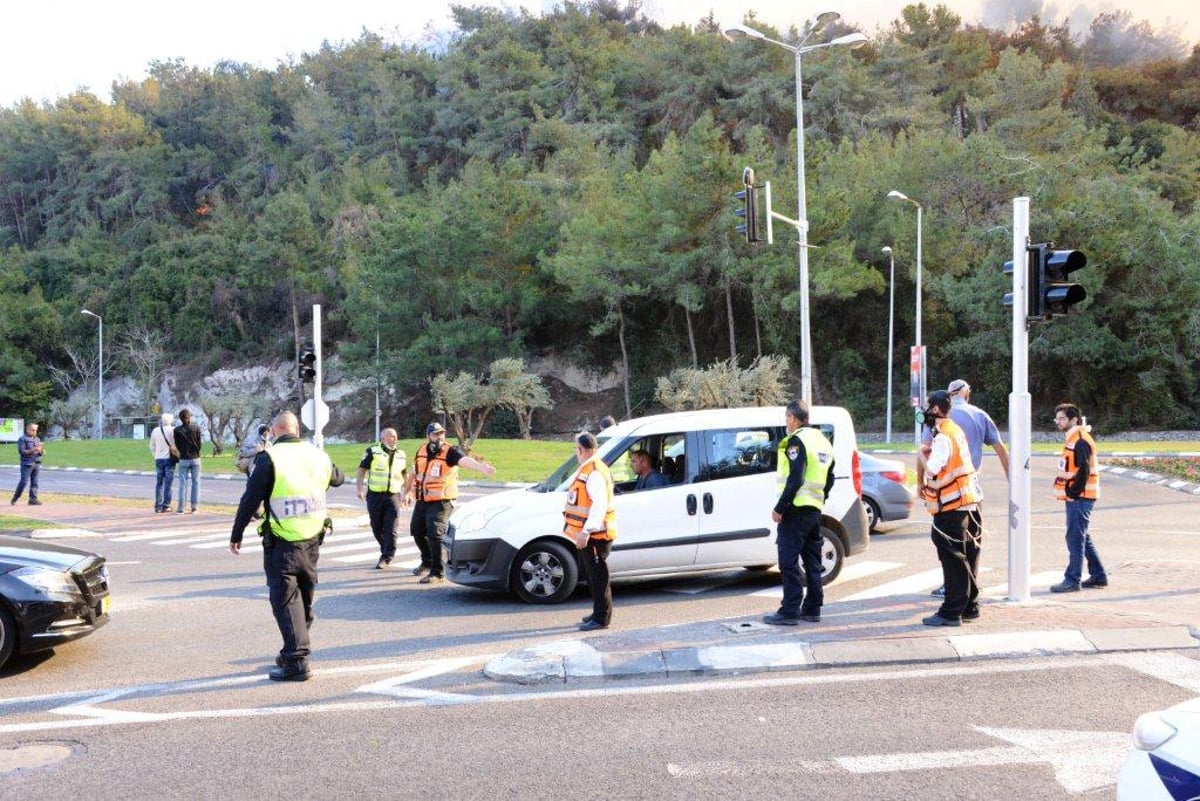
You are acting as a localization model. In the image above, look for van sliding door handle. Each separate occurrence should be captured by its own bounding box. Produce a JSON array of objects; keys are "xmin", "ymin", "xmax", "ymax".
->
[
  {"xmin": 702, "ymin": 493, "xmax": 714, "ymax": 514},
  {"xmin": 686, "ymin": 494, "xmax": 698, "ymax": 516}
]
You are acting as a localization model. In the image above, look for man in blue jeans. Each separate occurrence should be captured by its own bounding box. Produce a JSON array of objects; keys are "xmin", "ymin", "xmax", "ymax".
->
[
  {"xmin": 11, "ymin": 422, "xmax": 44, "ymax": 506},
  {"xmin": 173, "ymin": 408, "xmax": 203, "ymax": 513},
  {"xmin": 1050, "ymin": 402, "xmax": 1106, "ymax": 592},
  {"xmin": 149, "ymin": 412, "xmax": 176, "ymax": 512}
]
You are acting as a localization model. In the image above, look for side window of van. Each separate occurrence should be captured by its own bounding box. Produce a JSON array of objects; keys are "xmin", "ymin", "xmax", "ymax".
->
[
  {"xmin": 698, "ymin": 427, "xmax": 778, "ymax": 481},
  {"xmin": 609, "ymin": 434, "xmax": 687, "ymax": 489}
]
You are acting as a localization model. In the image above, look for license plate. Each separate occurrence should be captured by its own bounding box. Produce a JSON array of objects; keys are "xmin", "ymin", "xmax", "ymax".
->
[{"xmin": 101, "ymin": 595, "xmax": 111, "ymax": 615}]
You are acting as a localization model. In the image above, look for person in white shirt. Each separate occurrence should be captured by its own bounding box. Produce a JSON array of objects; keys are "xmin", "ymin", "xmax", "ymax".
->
[
  {"xmin": 148, "ymin": 413, "xmax": 177, "ymax": 513},
  {"xmin": 564, "ymin": 431, "xmax": 617, "ymax": 631}
]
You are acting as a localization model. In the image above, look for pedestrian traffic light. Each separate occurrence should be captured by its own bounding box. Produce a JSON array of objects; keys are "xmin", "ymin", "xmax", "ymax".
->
[
  {"xmin": 1037, "ymin": 246, "xmax": 1087, "ymax": 317},
  {"xmin": 298, "ymin": 343, "xmax": 316, "ymax": 382},
  {"xmin": 734, "ymin": 166, "xmax": 761, "ymax": 244}
]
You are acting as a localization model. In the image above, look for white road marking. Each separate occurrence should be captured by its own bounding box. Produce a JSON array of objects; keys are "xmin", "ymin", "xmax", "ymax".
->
[
  {"xmin": 108, "ymin": 527, "xmax": 231, "ymax": 542},
  {"xmin": 841, "ymin": 568, "xmax": 945, "ymax": 601},
  {"xmin": 0, "ymin": 654, "xmax": 1108, "ymax": 735},
  {"xmin": 750, "ymin": 560, "xmax": 905, "ymax": 599},
  {"xmin": 1105, "ymin": 651, "xmax": 1200, "ymax": 692},
  {"xmin": 981, "ymin": 571, "xmax": 1063, "ymax": 597},
  {"xmin": 838, "ymin": 726, "xmax": 1129, "ymax": 794}
]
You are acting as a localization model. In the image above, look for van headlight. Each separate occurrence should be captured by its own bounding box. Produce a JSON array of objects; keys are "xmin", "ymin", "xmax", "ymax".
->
[{"xmin": 454, "ymin": 507, "xmax": 505, "ymax": 536}]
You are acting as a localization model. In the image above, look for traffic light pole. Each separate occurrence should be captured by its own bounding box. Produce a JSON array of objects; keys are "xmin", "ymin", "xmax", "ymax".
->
[
  {"xmin": 1007, "ymin": 198, "xmax": 1032, "ymax": 602},
  {"xmin": 313, "ymin": 304, "xmax": 324, "ymax": 450}
]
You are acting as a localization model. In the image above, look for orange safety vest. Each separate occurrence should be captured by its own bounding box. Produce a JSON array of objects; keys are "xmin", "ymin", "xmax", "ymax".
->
[
  {"xmin": 563, "ymin": 456, "xmax": 617, "ymax": 542},
  {"xmin": 413, "ymin": 444, "xmax": 458, "ymax": 502},
  {"xmin": 1055, "ymin": 426, "xmax": 1099, "ymax": 501},
  {"xmin": 923, "ymin": 418, "xmax": 983, "ymax": 514}
]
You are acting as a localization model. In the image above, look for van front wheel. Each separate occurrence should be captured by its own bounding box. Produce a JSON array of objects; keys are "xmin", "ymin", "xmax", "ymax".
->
[
  {"xmin": 511, "ymin": 540, "xmax": 579, "ymax": 604},
  {"xmin": 818, "ymin": 527, "xmax": 846, "ymax": 585}
]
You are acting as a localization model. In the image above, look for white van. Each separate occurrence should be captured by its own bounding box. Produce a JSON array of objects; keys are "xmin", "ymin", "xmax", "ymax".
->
[{"xmin": 445, "ymin": 406, "xmax": 869, "ymax": 604}]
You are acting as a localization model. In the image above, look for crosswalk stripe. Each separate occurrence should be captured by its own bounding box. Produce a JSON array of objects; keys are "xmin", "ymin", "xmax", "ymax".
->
[
  {"xmin": 981, "ymin": 570, "xmax": 1063, "ymax": 597},
  {"xmin": 190, "ymin": 529, "xmax": 375, "ymax": 550},
  {"xmin": 748, "ymin": 560, "xmax": 906, "ymax": 599},
  {"xmin": 840, "ymin": 567, "xmax": 946, "ymax": 601},
  {"xmin": 109, "ymin": 527, "xmax": 230, "ymax": 542}
]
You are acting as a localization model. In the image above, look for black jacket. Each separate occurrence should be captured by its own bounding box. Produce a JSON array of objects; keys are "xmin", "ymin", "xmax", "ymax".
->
[{"xmin": 174, "ymin": 422, "xmax": 203, "ymax": 460}]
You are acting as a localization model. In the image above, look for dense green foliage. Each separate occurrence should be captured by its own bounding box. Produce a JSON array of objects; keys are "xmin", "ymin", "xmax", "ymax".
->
[{"xmin": 2, "ymin": 2, "xmax": 1198, "ymax": 431}]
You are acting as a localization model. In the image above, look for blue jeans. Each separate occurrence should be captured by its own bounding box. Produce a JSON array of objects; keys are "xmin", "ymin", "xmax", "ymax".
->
[
  {"xmin": 1063, "ymin": 499, "xmax": 1105, "ymax": 586},
  {"xmin": 154, "ymin": 458, "xmax": 175, "ymax": 511},
  {"xmin": 13, "ymin": 463, "xmax": 39, "ymax": 502},
  {"xmin": 176, "ymin": 459, "xmax": 200, "ymax": 511}
]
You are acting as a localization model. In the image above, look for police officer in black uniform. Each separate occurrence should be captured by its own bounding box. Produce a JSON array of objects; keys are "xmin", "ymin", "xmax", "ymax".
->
[
  {"xmin": 357, "ymin": 427, "xmax": 408, "ymax": 569},
  {"xmin": 230, "ymin": 411, "xmax": 344, "ymax": 681}
]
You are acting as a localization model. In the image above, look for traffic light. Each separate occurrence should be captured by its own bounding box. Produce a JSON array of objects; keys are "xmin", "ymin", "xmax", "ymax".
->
[
  {"xmin": 1003, "ymin": 245, "xmax": 1040, "ymax": 321},
  {"xmin": 734, "ymin": 166, "xmax": 761, "ymax": 244},
  {"xmin": 1038, "ymin": 246, "xmax": 1087, "ymax": 317},
  {"xmin": 1004, "ymin": 244, "xmax": 1087, "ymax": 321},
  {"xmin": 298, "ymin": 343, "xmax": 316, "ymax": 382}
]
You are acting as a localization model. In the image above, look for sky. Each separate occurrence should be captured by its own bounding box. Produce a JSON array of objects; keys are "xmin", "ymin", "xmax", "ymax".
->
[{"xmin": 2, "ymin": 0, "xmax": 1196, "ymax": 108}]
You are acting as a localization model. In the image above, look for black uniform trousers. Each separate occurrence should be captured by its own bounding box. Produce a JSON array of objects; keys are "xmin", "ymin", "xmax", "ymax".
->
[
  {"xmin": 264, "ymin": 535, "xmax": 319, "ymax": 668},
  {"xmin": 931, "ymin": 509, "xmax": 976, "ymax": 620},
  {"xmin": 776, "ymin": 506, "xmax": 824, "ymax": 617},
  {"xmin": 366, "ymin": 490, "xmax": 402, "ymax": 561},
  {"xmin": 578, "ymin": 536, "xmax": 613, "ymax": 626},
  {"xmin": 411, "ymin": 498, "xmax": 453, "ymax": 576}
]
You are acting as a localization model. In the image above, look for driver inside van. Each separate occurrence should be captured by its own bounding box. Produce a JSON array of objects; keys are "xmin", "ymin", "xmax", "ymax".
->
[{"xmin": 631, "ymin": 449, "xmax": 669, "ymax": 491}]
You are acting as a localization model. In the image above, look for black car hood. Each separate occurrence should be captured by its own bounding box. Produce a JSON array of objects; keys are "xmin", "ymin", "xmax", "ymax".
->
[{"xmin": 0, "ymin": 535, "xmax": 95, "ymax": 573}]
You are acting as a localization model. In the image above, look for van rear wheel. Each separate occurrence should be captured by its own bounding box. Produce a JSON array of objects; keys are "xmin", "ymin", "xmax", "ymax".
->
[
  {"xmin": 819, "ymin": 527, "xmax": 845, "ymax": 585},
  {"xmin": 511, "ymin": 540, "xmax": 578, "ymax": 604}
]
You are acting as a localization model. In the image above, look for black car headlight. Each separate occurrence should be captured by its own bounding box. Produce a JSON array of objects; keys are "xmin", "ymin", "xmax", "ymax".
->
[{"xmin": 11, "ymin": 566, "xmax": 80, "ymax": 598}]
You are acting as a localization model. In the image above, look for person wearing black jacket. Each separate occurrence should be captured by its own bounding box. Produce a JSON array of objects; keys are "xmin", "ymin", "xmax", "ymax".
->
[
  {"xmin": 173, "ymin": 408, "xmax": 203, "ymax": 513},
  {"xmin": 1050, "ymin": 403, "xmax": 1106, "ymax": 593},
  {"xmin": 229, "ymin": 411, "xmax": 345, "ymax": 681}
]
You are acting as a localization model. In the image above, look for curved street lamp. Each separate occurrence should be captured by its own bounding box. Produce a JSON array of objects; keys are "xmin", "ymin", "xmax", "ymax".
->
[
  {"xmin": 724, "ymin": 17, "xmax": 868, "ymax": 404},
  {"xmin": 80, "ymin": 309, "xmax": 103, "ymax": 440},
  {"xmin": 887, "ymin": 189, "xmax": 924, "ymax": 445}
]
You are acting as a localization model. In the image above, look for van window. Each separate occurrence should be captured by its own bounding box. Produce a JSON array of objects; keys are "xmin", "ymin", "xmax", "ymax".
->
[
  {"xmin": 698, "ymin": 426, "xmax": 780, "ymax": 481},
  {"xmin": 609, "ymin": 433, "xmax": 687, "ymax": 489}
]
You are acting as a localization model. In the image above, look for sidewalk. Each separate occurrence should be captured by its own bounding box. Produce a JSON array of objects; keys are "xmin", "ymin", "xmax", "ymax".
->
[{"xmin": 486, "ymin": 569, "xmax": 1200, "ymax": 684}]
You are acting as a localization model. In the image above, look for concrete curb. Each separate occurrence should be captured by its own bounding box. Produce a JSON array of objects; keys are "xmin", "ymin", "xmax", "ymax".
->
[
  {"xmin": 483, "ymin": 625, "xmax": 1200, "ymax": 684},
  {"xmin": 1101, "ymin": 464, "xmax": 1200, "ymax": 496}
]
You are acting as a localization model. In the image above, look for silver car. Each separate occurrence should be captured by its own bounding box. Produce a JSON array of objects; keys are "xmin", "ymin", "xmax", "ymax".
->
[{"xmin": 858, "ymin": 452, "xmax": 914, "ymax": 532}]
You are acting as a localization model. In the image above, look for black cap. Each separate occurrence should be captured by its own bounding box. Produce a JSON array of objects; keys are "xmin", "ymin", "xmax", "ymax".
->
[{"xmin": 927, "ymin": 390, "xmax": 951, "ymax": 412}]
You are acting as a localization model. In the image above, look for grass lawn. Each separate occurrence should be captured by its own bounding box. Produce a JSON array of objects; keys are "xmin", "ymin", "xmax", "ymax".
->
[
  {"xmin": 0, "ymin": 514, "xmax": 59, "ymax": 531},
  {"xmin": 0, "ymin": 437, "xmax": 576, "ymax": 484}
]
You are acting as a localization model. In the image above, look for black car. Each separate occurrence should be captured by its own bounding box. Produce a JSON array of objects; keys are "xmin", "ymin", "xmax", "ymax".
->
[{"xmin": 0, "ymin": 535, "xmax": 110, "ymax": 669}]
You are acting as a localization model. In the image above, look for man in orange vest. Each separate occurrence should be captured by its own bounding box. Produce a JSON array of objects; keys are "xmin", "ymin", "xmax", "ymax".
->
[
  {"xmin": 1050, "ymin": 402, "xmax": 1106, "ymax": 592},
  {"xmin": 404, "ymin": 422, "xmax": 495, "ymax": 584},
  {"xmin": 565, "ymin": 431, "xmax": 616, "ymax": 632},
  {"xmin": 919, "ymin": 390, "xmax": 984, "ymax": 626}
]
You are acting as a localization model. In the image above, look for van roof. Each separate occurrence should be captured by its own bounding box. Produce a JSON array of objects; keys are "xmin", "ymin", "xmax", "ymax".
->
[{"xmin": 598, "ymin": 405, "xmax": 855, "ymax": 440}]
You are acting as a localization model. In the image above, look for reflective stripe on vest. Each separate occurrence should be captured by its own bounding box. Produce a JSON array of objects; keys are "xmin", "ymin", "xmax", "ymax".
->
[
  {"xmin": 776, "ymin": 427, "xmax": 834, "ymax": 511},
  {"xmin": 563, "ymin": 456, "xmax": 617, "ymax": 541},
  {"xmin": 366, "ymin": 445, "xmax": 406, "ymax": 493},
  {"xmin": 414, "ymin": 445, "xmax": 458, "ymax": 502},
  {"xmin": 262, "ymin": 441, "xmax": 333, "ymax": 542},
  {"xmin": 1055, "ymin": 426, "xmax": 1099, "ymax": 501},
  {"xmin": 922, "ymin": 418, "xmax": 982, "ymax": 514}
]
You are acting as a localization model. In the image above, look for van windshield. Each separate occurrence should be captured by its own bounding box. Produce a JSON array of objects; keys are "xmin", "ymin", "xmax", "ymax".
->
[{"xmin": 529, "ymin": 434, "xmax": 622, "ymax": 493}]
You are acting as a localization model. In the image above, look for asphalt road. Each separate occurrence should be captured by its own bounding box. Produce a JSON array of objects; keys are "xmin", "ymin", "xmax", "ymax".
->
[{"xmin": 0, "ymin": 456, "xmax": 1197, "ymax": 798}]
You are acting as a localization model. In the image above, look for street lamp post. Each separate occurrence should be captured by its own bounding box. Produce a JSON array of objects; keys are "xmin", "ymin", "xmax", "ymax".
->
[
  {"xmin": 724, "ymin": 18, "xmax": 867, "ymax": 405},
  {"xmin": 882, "ymin": 246, "xmax": 895, "ymax": 443},
  {"xmin": 887, "ymin": 190, "xmax": 924, "ymax": 445},
  {"xmin": 80, "ymin": 309, "xmax": 103, "ymax": 440}
]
